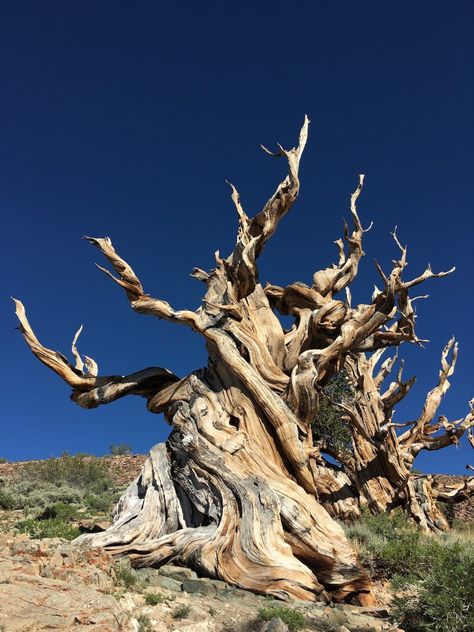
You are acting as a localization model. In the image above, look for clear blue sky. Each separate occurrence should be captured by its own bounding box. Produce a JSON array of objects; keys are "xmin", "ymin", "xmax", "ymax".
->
[{"xmin": 1, "ymin": 1, "xmax": 473, "ymax": 474}]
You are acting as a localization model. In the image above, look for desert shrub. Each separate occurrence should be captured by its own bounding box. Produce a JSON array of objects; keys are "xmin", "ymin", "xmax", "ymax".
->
[
  {"xmin": 0, "ymin": 454, "xmax": 119, "ymax": 513},
  {"xmin": 20, "ymin": 453, "xmax": 112, "ymax": 490},
  {"xmin": 172, "ymin": 604, "xmax": 190, "ymax": 620},
  {"xmin": 144, "ymin": 592, "xmax": 165, "ymax": 605},
  {"xmin": 0, "ymin": 489, "xmax": 16, "ymax": 510},
  {"xmin": 345, "ymin": 511, "xmax": 474, "ymax": 631},
  {"xmin": 345, "ymin": 509, "xmax": 434, "ymax": 582},
  {"xmin": 114, "ymin": 559, "xmax": 139, "ymax": 589},
  {"xmin": 258, "ymin": 605, "xmax": 306, "ymax": 631},
  {"xmin": 84, "ymin": 493, "xmax": 117, "ymax": 513},
  {"xmin": 8, "ymin": 480, "xmax": 84, "ymax": 510},
  {"xmin": 110, "ymin": 444, "xmax": 132, "ymax": 456},
  {"xmin": 37, "ymin": 502, "xmax": 79, "ymax": 521},
  {"xmin": 16, "ymin": 517, "xmax": 81, "ymax": 540},
  {"xmin": 392, "ymin": 543, "xmax": 474, "ymax": 631},
  {"xmin": 0, "ymin": 457, "xmax": 8, "ymax": 464},
  {"xmin": 15, "ymin": 501, "xmax": 82, "ymax": 540},
  {"xmin": 136, "ymin": 614, "xmax": 153, "ymax": 632}
]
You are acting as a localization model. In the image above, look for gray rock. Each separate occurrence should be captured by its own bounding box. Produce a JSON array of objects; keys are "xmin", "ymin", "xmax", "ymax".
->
[
  {"xmin": 358, "ymin": 607, "xmax": 390, "ymax": 619},
  {"xmin": 259, "ymin": 618, "xmax": 290, "ymax": 632},
  {"xmin": 325, "ymin": 606, "xmax": 348, "ymax": 627},
  {"xmin": 186, "ymin": 605, "xmax": 209, "ymax": 619},
  {"xmin": 135, "ymin": 568, "xmax": 158, "ymax": 584},
  {"xmin": 155, "ymin": 575, "xmax": 183, "ymax": 592},
  {"xmin": 207, "ymin": 578, "xmax": 229, "ymax": 590},
  {"xmin": 340, "ymin": 607, "xmax": 386, "ymax": 631},
  {"xmin": 39, "ymin": 565, "xmax": 52, "ymax": 578},
  {"xmin": 135, "ymin": 568, "xmax": 183, "ymax": 591},
  {"xmin": 182, "ymin": 578, "xmax": 218, "ymax": 595},
  {"xmin": 158, "ymin": 564, "xmax": 198, "ymax": 581},
  {"xmin": 0, "ymin": 574, "xmax": 126, "ymax": 630},
  {"xmin": 10, "ymin": 541, "xmax": 40, "ymax": 556}
]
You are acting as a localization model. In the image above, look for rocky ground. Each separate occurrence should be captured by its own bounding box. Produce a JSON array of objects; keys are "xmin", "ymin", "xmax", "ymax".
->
[
  {"xmin": 0, "ymin": 532, "xmax": 402, "ymax": 632},
  {"xmin": 0, "ymin": 455, "xmax": 471, "ymax": 631}
]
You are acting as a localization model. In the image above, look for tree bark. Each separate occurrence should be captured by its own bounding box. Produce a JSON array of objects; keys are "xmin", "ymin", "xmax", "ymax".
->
[{"xmin": 313, "ymin": 343, "xmax": 473, "ymax": 532}]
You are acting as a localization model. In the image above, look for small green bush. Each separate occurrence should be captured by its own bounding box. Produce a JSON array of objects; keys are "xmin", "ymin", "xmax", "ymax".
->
[
  {"xmin": 345, "ymin": 509, "xmax": 430, "ymax": 582},
  {"xmin": 392, "ymin": 543, "xmax": 474, "ymax": 631},
  {"xmin": 84, "ymin": 493, "xmax": 116, "ymax": 513},
  {"xmin": 172, "ymin": 604, "xmax": 190, "ymax": 620},
  {"xmin": 0, "ymin": 457, "xmax": 8, "ymax": 464},
  {"xmin": 0, "ymin": 454, "xmax": 121, "ymax": 513},
  {"xmin": 0, "ymin": 489, "xmax": 16, "ymax": 510},
  {"xmin": 258, "ymin": 605, "xmax": 306, "ymax": 631},
  {"xmin": 114, "ymin": 560, "xmax": 139, "ymax": 589},
  {"xmin": 136, "ymin": 614, "xmax": 153, "ymax": 632},
  {"xmin": 110, "ymin": 444, "xmax": 132, "ymax": 456},
  {"xmin": 16, "ymin": 517, "xmax": 81, "ymax": 540},
  {"xmin": 144, "ymin": 592, "xmax": 165, "ymax": 605},
  {"xmin": 345, "ymin": 511, "xmax": 474, "ymax": 632},
  {"xmin": 37, "ymin": 502, "xmax": 79, "ymax": 521},
  {"xmin": 7, "ymin": 480, "xmax": 84, "ymax": 510},
  {"xmin": 20, "ymin": 454, "xmax": 112, "ymax": 490}
]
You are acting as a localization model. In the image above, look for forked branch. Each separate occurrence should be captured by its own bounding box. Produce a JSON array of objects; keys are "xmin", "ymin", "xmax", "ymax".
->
[
  {"xmin": 312, "ymin": 174, "xmax": 370, "ymax": 299},
  {"xmin": 399, "ymin": 338, "xmax": 459, "ymax": 448},
  {"xmin": 84, "ymin": 236, "xmax": 198, "ymax": 328},
  {"xmin": 13, "ymin": 299, "xmax": 179, "ymax": 408},
  {"xmin": 204, "ymin": 116, "xmax": 310, "ymax": 304}
]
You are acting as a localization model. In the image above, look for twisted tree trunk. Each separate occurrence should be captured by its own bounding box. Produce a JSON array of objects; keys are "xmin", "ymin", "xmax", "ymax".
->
[
  {"xmin": 14, "ymin": 117, "xmax": 473, "ymax": 601},
  {"xmin": 320, "ymin": 342, "xmax": 474, "ymax": 532}
]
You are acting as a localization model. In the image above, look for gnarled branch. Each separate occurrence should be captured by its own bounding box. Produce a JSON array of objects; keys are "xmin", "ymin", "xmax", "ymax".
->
[
  {"xmin": 204, "ymin": 116, "xmax": 310, "ymax": 305},
  {"xmin": 84, "ymin": 236, "xmax": 198, "ymax": 329},
  {"xmin": 399, "ymin": 338, "xmax": 459, "ymax": 449},
  {"xmin": 13, "ymin": 299, "xmax": 179, "ymax": 408}
]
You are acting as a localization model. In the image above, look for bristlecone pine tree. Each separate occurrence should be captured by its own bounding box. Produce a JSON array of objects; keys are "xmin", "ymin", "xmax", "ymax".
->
[{"xmin": 14, "ymin": 117, "xmax": 473, "ymax": 603}]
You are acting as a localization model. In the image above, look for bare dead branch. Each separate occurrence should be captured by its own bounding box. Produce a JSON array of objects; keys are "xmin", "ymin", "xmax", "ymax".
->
[
  {"xmin": 403, "ymin": 264, "xmax": 456, "ymax": 290},
  {"xmin": 84, "ymin": 236, "xmax": 198, "ymax": 328},
  {"xmin": 398, "ymin": 339, "xmax": 464, "ymax": 450},
  {"xmin": 430, "ymin": 474, "xmax": 474, "ymax": 503},
  {"xmin": 14, "ymin": 298, "xmax": 93, "ymax": 389},
  {"xmin": 312, "ymin": 175, "xmax": 366, "ymax": 298},
  {"xmin": 373, "ymin": 352, "xmax": 398, "ymax": 388},
  {"xmin": 13, "ymin": 299, "xmax": 179, "ymax": 408},
  {"xmin": 71, "ymin": 324, "xmax": 84, "ymax": 372}
]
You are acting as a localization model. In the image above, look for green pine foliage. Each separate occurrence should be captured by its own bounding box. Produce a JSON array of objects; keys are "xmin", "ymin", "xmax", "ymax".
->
[{"xmin": 312, "ymin": 372, "xmax": 353, "ymax": 457}]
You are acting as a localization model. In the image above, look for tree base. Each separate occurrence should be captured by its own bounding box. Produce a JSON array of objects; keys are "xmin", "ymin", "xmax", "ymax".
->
[{"xmin": 77, "ymin": 437, "xmax": 372, "ymax": 603}]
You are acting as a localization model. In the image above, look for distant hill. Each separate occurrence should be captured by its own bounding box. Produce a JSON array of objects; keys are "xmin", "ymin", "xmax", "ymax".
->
[{"xmin": 1, "ymin": 454, "xmax": 472, "ymax": 524}]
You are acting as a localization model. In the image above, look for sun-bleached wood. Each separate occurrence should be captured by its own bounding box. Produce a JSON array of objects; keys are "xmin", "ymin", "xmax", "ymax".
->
[{"xmin": 14, "ymin": 117, "xmax": 472, "ymax": 602}]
